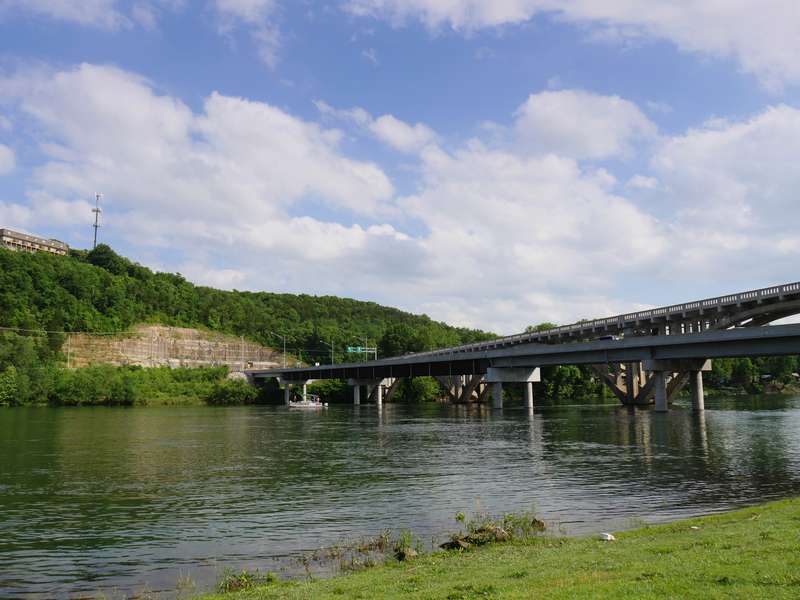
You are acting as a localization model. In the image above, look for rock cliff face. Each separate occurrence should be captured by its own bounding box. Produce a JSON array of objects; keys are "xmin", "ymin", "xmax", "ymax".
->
[{"xmin": 65, "ymin": 325, "xmax": 282, "ymax": 370}]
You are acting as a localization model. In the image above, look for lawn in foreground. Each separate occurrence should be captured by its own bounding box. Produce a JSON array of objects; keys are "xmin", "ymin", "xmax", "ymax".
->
[{"xmin": 201, "ymin": 498, "xmax": 800, "ymax": 599}]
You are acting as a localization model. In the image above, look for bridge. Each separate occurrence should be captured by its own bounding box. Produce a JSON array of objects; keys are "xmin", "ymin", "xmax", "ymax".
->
[{"xmin": 248, "ymin": 282, "xmax": 800, "ymax": 412}]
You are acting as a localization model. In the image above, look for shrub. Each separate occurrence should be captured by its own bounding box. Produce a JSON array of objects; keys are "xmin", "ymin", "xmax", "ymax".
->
[{"xmin": 206, "ymin": 379, "xmax": 258, "ymax": 405}]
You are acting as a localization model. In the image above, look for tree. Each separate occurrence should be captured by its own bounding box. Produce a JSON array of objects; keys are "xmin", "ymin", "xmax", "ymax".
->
[
  {"xmin": 526, "ymin": 322, "xmax": 557, "ymax": 333},
  {"xmin": 86, "ymin": 244, "xmax": 130, "ymax": 276},
  {"xmin": 0, "ymin": 366, "xmax": 19, "ymax": 406},
  {"xmin": 379, "ymin": 324, "xmax": 422, "ymax": 357}
]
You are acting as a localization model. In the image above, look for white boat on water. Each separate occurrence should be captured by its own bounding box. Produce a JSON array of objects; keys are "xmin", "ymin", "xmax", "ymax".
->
[{"xmin": 288, "ymin": 394, "xmax": 328, "ymax": 409}]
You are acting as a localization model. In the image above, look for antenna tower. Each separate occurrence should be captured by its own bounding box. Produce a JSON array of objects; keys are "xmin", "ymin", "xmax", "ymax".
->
[{"xmin": 92, "ymin": 193, "xmax": 102, "ymax": 249}]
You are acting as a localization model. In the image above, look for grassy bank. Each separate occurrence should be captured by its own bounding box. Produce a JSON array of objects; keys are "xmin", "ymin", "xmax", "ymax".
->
[{"xmin": 200, "ymin": 498, "xmax": 800, "ymax": 599}]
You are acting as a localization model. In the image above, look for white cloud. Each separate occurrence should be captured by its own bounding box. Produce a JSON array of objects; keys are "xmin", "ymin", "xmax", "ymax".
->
[
  {"xmin": 214, "ymin": 0, "xmax": 282, "ymax": 68},
  {"xmin": 629, "ymin": 103, "xmax": 800, "ymax": 285},
  {"xmin": 513, "ymin": 90, "xmax": 657, "ymax": 160},
  {"xmin": 343, "ymin": 0, "xmax": 800, "ymax": 88},
  {"xmin": 361, "ymin": 48, "xmax": 380, "ymax": 65},
  {"xmin": 394, "ymin": 141, "xmax": 667, "ymax": 330},
  {"xmin": 0, "ymin": 200, "xmax": 32, "ymax": 229},
  {"xmin": 215, "ymin": 0, "xmax": 276, "ymax": 24},
  {"xmin": 251, "ymin": 24, "xmax": 282, "ymax": 68},
  {"xmin": 369, "ymin": 115, "xmax": 437, "ymax": 153},
  {"xmin": 0, "ymin": 63, "xmax": 393, "ymax": 244},
  {"xmin": 652, "ymin": 104, "xmax": 800, "ymax": 233},
  {"xmin": 626, "ymin": 174, "xmax": 658, "ymax": 190},
  {"xmin": 0, "ymin": 0, "xmax": 184, "ymax": 30},
  {"xmin": 0, "ymin": 0, "xmax": 128, "ymax": 28},
  {"xmin": 315, "ymin": 101, "xmax": 437, "ymax": 154},
  {"xmin": 0, "ymin": 144, "xmax": 15, "ymax": 174}
]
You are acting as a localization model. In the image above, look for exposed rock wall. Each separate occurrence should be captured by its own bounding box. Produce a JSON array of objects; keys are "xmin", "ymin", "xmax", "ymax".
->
[{"xmin": 65, "ymin": 325, "xmax": 281, "ymax": 370}]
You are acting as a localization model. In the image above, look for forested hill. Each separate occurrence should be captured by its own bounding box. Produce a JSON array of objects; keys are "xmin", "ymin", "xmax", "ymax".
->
[{"xmin": 0, "ymin": 244, "xmax": 495, "ymax": 361}]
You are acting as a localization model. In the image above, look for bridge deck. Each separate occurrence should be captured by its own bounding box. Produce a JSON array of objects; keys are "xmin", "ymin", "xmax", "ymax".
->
[
  {"xmin": 249, "ymin": 324, "xmax": 800, "ymax": 382},
  {"xmin": 410, "ymin": 281, "xmax": 800, "ymax": 359}
]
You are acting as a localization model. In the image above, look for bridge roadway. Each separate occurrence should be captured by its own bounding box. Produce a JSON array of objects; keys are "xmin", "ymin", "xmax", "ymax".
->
[
  {"xmin": 409, "ymin": 281, "xmax": 800, "ymax": 358},
  {"xmin": 249, "ymin": 323, "xmax": 800, "ymax": 413}
]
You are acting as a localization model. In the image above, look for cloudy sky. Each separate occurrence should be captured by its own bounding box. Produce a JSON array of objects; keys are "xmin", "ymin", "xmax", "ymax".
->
[{"xmin": 1, "ymin": 1, "xmax": 799, "ymax": 333}]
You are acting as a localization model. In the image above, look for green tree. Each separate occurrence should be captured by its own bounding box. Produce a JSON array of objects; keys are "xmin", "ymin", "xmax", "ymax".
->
[
  {"xmin": 0, "ymin": 366, "xmax": 19, "ymax": 406},
  {"xmin": 526, "ymin": 322, "xmax": 557, "ymax": 333}
]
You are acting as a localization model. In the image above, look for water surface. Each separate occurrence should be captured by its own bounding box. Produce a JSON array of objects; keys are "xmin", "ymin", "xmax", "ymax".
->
[{"xmin": 2, "ymin": 396, "xmax": 800, "ymax": 598}]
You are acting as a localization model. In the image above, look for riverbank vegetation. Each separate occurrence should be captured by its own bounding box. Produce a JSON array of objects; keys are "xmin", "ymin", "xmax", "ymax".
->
[
  {"xmin": 198, "ymin": 497, "xmax": 800, "ymax": 599},
  {"xmin": 0, "ymin": 358, "xmax": 255, "ymax": 406}
]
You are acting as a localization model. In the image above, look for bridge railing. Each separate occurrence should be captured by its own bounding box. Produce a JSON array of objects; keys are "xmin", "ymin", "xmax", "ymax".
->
[{"xmin": 398, "ymin": 281, "xmax": 800, "ymax": 360}]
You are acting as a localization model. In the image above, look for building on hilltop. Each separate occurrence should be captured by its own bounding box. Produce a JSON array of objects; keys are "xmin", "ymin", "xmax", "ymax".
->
[{"xmin": 0, "ymin": 228, "xmax": 69, "ymax": 256}]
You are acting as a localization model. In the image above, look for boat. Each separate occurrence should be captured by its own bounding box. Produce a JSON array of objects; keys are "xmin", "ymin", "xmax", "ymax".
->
[{"xmin": 288, "ymin": 393, "xmax": 328, "ymax": 409}]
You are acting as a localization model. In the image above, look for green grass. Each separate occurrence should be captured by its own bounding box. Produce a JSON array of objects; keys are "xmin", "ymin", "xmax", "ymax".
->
[{"xmin": 198, "ymin": 498, "xmax": 800, "ymax": 599}]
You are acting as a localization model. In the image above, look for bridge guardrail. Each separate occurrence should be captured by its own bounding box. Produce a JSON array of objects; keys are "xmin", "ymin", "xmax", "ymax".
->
[{"xmin": 403, "ymin": 281, "xmax": 800, "ymax": 359}]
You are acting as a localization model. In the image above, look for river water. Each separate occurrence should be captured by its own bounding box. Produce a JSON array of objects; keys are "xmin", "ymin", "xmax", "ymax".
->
[{"xmin": 2, "ymin": 396, "xmax": 800, "ymax": 598}]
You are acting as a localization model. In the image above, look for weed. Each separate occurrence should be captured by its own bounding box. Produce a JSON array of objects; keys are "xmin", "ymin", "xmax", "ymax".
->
[{"xmin": 216, "ymin": 568, "xmax": 276, "ymax": 594}]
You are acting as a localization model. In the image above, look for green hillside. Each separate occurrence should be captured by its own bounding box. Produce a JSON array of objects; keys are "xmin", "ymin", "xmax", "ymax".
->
[{"xmin": 0, "ymin": 244, "xmax": 494, "ymax": 360}]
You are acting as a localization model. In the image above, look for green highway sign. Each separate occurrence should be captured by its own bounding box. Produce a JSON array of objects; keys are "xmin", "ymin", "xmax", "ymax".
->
[{"xmin": 346, "ymin": 346, "xmax": 364, "ymax": 353}]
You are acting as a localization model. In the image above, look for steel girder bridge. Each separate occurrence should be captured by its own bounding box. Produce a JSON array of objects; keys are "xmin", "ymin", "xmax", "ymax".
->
[{"xmin": 248, "ymin": 282, "xmax": 800, "ymax": 412}]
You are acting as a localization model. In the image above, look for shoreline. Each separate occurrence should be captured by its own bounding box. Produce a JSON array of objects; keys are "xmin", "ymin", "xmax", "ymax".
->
[{"xmin": 195, "ymin": 497, "xmax": 800, "ymax": 599}]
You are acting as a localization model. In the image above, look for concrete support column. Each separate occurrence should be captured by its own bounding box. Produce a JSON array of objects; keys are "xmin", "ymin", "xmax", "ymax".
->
[
  {"xmin": 353, "ymin": 384, "xmax": 360, "ymax": 405},
  {"xmin": 492, "ymin": 382, "xmax": 503, "ymax": 409},
  {"xmin": 375, "ymin": 383, "xmax": 383, "ymax": 407},
  {"xmin": 284, "ymin": 384, "xmax": 291, "ymax": 405},
  {"xmin": 302, "ymin": 383, "xmax": 307, "ymax": 402},
  {"xmin": 524, "ymin": 381, "xmax": 534, "ymax": 409},
  {"xmin": 626, "ymin": 363, "xmax": 640, "ymax": 404},
  {"xmin": 654, "ymin": 371, "xmax": 668, "ymax": 412},
  {"xmin": 690, "ymin": 370, "xmax": 705, "ymax": 411}
]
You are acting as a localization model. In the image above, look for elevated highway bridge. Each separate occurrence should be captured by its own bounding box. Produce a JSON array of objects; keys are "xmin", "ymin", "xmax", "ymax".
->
[{"xmin": 248, "ymin": 282, "xmax": 800, "ymax": 412}]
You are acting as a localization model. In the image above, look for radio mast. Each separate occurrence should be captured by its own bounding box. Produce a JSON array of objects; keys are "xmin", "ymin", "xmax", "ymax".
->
[{"xmin": 92, "ymin": 193, "xmax": 102, "ymax": 249}]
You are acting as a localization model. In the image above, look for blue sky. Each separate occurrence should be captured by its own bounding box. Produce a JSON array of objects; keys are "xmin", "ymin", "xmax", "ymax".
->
[{"xmin": 1, "ymin": 1, "xmax": 799, "ymax": 333}]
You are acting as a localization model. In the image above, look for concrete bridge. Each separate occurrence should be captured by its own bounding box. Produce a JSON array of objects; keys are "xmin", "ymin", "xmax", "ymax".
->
[{"xmin": 248, "ymin": 282, "xmax": 800, "ymax": 412}]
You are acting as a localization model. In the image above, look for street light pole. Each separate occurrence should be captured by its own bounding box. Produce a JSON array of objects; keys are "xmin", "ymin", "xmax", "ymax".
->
[
  {"xmin": 321, "ymin": 339, "xmax": 335, "ymax": 365},
  {"xmin": 268, "ymin": 331, "xmax": 288, "ymax": 368}
]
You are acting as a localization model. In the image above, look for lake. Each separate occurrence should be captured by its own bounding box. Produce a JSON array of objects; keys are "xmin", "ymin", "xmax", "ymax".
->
[{"xmin": 2, "ymin": 396, "xmax": 800, "ymax": 598}]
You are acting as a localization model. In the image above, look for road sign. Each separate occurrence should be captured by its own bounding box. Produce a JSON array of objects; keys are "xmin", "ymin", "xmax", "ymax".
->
[{"xmin": 346, "ymin": 346, "xmax": 364, "ymax": 353}]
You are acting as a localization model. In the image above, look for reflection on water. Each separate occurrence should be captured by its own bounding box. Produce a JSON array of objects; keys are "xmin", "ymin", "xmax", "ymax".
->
[{"xmin": 2, "ymin": 395, "xmax": 800, "ymax": 598}]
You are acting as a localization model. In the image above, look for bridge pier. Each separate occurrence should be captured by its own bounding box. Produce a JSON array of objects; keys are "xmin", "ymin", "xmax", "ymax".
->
[
  {"xmin": 690, "ymin": 370, "xmax": 705, "ymax": 411},
  {"xmin": 384, "ymin": 378, "xmax": 402, "ymax": 402},
  {"xmin": 492, "ymin": 382, "xmax": 504, "ymax": 409},
  {"xmin": 524, "ymin": 381, "xmax": 534, "ymax": 409},
  {"xmin": 644, "ymin": 359, "xmax": 710, "ymax": 412},
  {"xmin": 485, "ymin": 367, "xmax": 541, "ymax": 409},
  {"xmin": 653, "ymin": 371, "xmax": 668, "ymax": 412},
  {"xmin": 348, "ymin": 378, "xmax": 385, "ymax": 405},
  {"xmin": 284, "ymin": 384, "xmax": 291, "ymax": 405}
]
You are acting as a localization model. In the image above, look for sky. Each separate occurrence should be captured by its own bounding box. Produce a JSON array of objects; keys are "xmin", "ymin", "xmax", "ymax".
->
[{"xmin": 1, "ymin": 1, "xmax": 799, "ymax": 334}]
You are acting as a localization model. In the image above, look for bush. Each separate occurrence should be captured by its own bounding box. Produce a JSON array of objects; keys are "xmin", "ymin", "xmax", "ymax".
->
[
  {"xmin": 206, "ymin": 379, "xmax": 258, "ymax": 405},
  {"xmin": 0, "ymin": 366, "xmax": 19, "ymax": 406}
]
